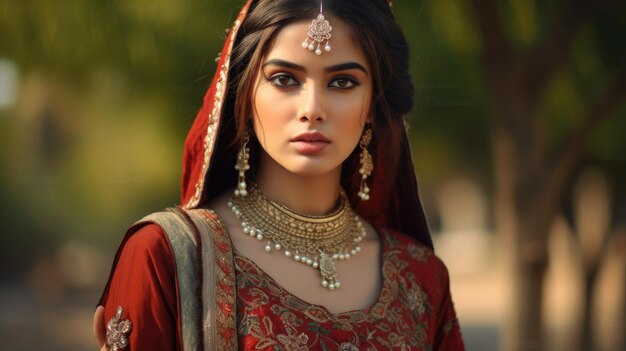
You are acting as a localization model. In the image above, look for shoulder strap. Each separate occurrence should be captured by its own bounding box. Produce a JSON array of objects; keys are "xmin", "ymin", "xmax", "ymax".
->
[
  {"xmin": 138, "ymin": 208, "xmax": 238, "ymax": 351},
  {"xmin": 184, "ymin": 208, "xmax": 238, "ymax": 351},
  {"xmin": 137, "ymin": 210, "xmax": 203, "ymax": 351}
]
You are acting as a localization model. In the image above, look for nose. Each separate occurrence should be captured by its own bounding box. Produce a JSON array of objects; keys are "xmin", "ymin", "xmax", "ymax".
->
[{"xmin": 298, "ymin": 82, "xmax": 326, "ymax": 123}]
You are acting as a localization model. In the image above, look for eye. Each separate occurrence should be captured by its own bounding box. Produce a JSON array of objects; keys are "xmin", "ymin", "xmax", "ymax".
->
[
  {"xmin": 269, "ymin": 73, "xmax": 299, "ymax": 87},
  {"xmin": 329, "ymin": 77, "xmax": 359, "ymax": 89}
]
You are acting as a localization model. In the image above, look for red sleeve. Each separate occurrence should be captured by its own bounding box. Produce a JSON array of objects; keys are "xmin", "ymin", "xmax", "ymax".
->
[
  {"xmin": 433, "ymin": 262, "xmax": 465, "ymax": 350},
  {"xmin": 99, "ymin": 224, "xmax": 180, "ymax": 350}
]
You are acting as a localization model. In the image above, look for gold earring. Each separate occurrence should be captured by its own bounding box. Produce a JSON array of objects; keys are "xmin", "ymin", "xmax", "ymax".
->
[
  {"xmin": 234, "ymin": 133, "xmax": 250, "ymax": 197},
  {"xmin": 358, "ymin": 128, "xmax": 373, "ymax": 201}
]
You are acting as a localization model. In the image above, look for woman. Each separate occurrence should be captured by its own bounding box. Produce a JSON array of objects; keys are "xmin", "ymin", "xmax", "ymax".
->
[{"xmin": 95, "ymin": 0, "xmax": 464, "ymax": 349}]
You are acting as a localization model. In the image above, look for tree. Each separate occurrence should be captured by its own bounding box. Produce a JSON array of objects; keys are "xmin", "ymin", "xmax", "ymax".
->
[{"xmin": 467, "ymin": 0, "xmax": 626, "ymax": 349}]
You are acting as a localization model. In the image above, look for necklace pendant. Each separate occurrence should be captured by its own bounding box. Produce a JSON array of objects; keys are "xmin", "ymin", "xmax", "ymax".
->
[{"xmin": 319, "ymin": 252, "xmax": 339, "ymax": 290}]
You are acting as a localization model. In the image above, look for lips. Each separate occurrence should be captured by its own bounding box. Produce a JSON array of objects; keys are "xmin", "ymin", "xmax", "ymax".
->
[
  {"xmin": 290, "ymin": 132, "xmax": 330, "ymax": 155},
  {"xmin": 290, "ymin": 132, "xmax": 330, "ymax": 143}
]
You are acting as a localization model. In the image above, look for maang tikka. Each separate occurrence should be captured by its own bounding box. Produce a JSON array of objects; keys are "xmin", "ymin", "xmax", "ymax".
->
[
  {"xmin": 234, "ymin": 133, "xmax": 250, "ymax": 197},
  {"xmin": 301, "ymin": 1, "xmax": 332, "ymax": 56},
  {"xmin": 358, "ymin": 128, "xmax": 373, "ymax": 201}
]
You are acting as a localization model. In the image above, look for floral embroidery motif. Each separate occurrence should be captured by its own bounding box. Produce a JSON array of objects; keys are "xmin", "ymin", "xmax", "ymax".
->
[
  {"xmin": 276, "ymin": 326, "xmax": 309, "ymax": 351},
  {"xmin": 106, "ymin": 306, "xmax": 132, "ymax": 351},
  {"xmin": 407, "ymin": 243, "xmax": 428, "ymax": 262},
  {"xmin": 235, "ymin": 229, "xmax": 442, "ymax": 350},
  {"xmin": 405, "ymin": 286, "xmax": 428, "ymax": 314},
  {"xmin": 200, "ymin": 210, "xmax": 239, "ymax": 350},
  {"xmin": 339, "ymin": 342, "xmax": 360, "ymax": 350}
]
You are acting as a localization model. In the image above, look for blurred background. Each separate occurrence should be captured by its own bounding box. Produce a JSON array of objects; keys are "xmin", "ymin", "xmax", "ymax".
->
[{"xmin": 0, "ymin": 0, "xmax": 624, "ymax": 350}]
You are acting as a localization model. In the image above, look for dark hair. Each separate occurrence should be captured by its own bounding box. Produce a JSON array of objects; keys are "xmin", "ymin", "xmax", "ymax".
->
[{"xmin": 222, "ymin": 0, "xmax": 414, "ymax": 199}]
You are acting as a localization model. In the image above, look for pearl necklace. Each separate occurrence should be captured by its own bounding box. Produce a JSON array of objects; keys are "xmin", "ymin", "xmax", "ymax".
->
[{"xmin": 228, "ymin": 184, "xmax": 366, "ymax": 291}]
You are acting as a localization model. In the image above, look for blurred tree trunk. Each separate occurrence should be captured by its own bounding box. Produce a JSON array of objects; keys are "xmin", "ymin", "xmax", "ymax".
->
[
  {"xmin": 573, "ymin": 169, "xmax": 613, "ymax": 351},
  {"xmin": 491, "ymin": 81, "xmax": 555, "ymax": 350},
  {"xmin": 581, "ymin": 265, "xmax": 600, "ymax": 350},
  {"xmin": 468, "ymin": 0, "xmax": 626, "ymax": 349}
]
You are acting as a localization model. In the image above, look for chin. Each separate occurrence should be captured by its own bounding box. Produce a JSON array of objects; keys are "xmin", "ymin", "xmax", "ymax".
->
[{"xmin": 280, "ymin": 157, "xmax": 343, "ymax": 178}]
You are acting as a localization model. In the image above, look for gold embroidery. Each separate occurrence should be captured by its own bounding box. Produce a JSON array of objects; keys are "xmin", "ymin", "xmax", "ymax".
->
[
  {"xmin": 248, "ymin": 316, "xmax": 279, "ymax": 349},
  {"xmin": 340, "ymin": 342, "xmax": 359, "ymax": 351},
  {"xmin": 198, "ymin": 209, "xmax": 239, "ymax": 350},
  {"xmin": 407, "ymin": 242, "xmax": 429, "ymax": 262},
  {"xmin": 106, "ymin": 306, "xmax": 132, "ymax": 351},
  {"xmin": 405, "ymin": 286, "xmax": 428, "ymax": 314},
  {"xmin": 276, "ymin": 325, "xmax": 309, "ymax": 351},
  {"xmin": 235, "ymin": 230, "xmax": 436, "ymax": 350}
]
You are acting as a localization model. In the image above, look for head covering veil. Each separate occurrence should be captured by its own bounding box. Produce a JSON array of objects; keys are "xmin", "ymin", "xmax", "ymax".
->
[{"xmin": 179, "ymin": 0, "xmax": 434, "ymax": 250}]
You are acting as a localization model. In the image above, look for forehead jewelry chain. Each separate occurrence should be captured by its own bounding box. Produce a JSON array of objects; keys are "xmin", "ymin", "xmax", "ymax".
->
[
  {"xmin": 228, "ymin": 183, "xmax": 366, "ymax": 291},
  {"xmin": 301, "ymin": 1, "xmax": 332, "ymax": 56}
]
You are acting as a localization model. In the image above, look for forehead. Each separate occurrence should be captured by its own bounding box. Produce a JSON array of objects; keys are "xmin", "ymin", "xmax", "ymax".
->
[{"xmin": 264, "ymin": 20, "xmax": 369, "ymax": 69}]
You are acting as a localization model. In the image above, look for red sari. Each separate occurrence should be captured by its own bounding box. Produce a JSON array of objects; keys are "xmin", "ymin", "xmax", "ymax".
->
[{"xmin": 99, "ymin": 0, "xmax": 464, "ymax": 349}]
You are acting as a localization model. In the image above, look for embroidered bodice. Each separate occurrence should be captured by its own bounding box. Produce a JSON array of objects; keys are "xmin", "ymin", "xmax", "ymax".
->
[{"xmin": 235, "ymin": 229, "xmax": 462, "ymax": 350}]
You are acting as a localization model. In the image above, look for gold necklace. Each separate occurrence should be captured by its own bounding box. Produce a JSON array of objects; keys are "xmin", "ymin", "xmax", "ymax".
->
[{"xmin": 228, "ymin": 183, "xmax": 366, "ymax": 291}]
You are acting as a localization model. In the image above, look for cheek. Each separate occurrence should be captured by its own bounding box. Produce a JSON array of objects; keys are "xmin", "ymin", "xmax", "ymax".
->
[
  {"xmin": 331, "ymin": 100, "xmax": 369, "ymax": 156},
  {"xmin": 252, "ymin": 88, "xmax": 293, "ymax": 145},
  {"xmin": 331, "ymin": 93, "xmax": 371, "ymax": 130}
]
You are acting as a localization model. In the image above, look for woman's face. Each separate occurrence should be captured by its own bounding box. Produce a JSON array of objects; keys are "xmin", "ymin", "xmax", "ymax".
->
[{"xmin": 252, "ymin": 19, "xmax": 372, "ymax": 178}]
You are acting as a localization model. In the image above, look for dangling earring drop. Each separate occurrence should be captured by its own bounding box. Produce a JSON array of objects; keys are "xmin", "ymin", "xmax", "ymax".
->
[
  {"xmin": 358, "ymin": 128, "xmax": 373, "ymax": 201},
  {"xmin": 234, "ymin": 133, "xmax": 250, "ymax": 197}
]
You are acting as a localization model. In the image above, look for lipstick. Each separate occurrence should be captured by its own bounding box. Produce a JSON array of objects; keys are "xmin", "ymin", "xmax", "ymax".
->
[{"xmin": 290, "ymin": 132, "xmax": 331, "ymax": 155}]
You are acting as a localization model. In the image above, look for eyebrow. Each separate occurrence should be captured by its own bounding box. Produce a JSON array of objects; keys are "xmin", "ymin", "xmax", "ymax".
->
[{"xmin": 262, "ymin": 59, "xmax": 369, "ymax": 75}]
